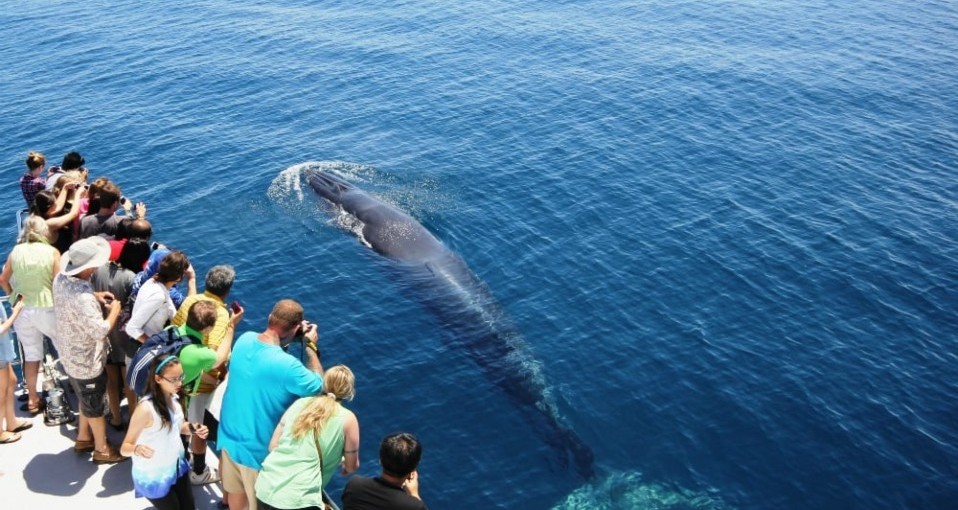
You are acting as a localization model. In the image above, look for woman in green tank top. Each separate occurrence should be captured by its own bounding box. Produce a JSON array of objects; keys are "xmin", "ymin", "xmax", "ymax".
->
[
  {"xmin": 0, "ymin": 216, "xmax": 61, "ymax": 414},
  {"xmin": 255, "ymin": 365, "xmax": 361, "ymax": 510}
]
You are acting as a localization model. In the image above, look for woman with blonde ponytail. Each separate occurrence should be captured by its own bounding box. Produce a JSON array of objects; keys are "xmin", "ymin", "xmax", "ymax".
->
[{"xmin": 255, "ymin": 365, "xmax": 360, "ymax": 510}]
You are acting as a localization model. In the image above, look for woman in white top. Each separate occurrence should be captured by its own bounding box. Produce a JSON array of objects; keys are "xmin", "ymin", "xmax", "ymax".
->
[
  {"xmin": 125, "ymin": 250, "xmax": 195, "ymax": 344},
  {"xmin": 121, "ymin": 354, "xmax": 208, "ymax": 510}
]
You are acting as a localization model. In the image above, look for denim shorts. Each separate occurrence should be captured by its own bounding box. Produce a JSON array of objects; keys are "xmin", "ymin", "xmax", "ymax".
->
[{"xmin": 0, "ymin": 332, "xmax": 16, "ymax": 368}]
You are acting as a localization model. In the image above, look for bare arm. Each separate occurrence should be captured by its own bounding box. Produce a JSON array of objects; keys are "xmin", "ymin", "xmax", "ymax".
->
[
  {"xmin": 340, "ymin": 411, "xmax": 360, "ymax": 475},
  {"xmin": 44, "ymin": 187, "xmax": 83, "ymax": 231},
  {"xmin": 51, "ymin": 184, "xmax": 71, "ymax": 215},
  {"xmin": 51, "ymin": 251, "xmax": 61, "ymax": 281},
  {"xmin": 268, "ymin": 420, "xmax": 285, "ymax": 452},
  {"xmin": 211, "ymin": 306, "xmax": 243, "ymax": 370},
  {"xmin": 303, "ymin": 323, "xmax": 323, "ymax": 375},
  {"xmin": 185, "ymin": 265, "xmax": 197, "ymax": 297},
  {"xmin": 0, "ymin": 299, "xmax": 25, "ymax": 336},
  {"xmin": 121, "ymin": 402, "xmax": 154, "ymax": 458},
  {"xmin": 0, "ymin": 256, "xmax": 13, "ymax": 295}
]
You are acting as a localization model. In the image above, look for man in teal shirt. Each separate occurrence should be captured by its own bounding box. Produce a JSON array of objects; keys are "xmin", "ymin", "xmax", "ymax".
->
[{"xmin": 218, "ymin": 299, "xmax": 323, "ymax": 510}]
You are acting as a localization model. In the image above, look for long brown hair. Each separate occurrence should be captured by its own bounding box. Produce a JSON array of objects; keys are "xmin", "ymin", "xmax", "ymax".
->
[
  {"xmin": 291, "ymin": 365, "xmax": 355, "ymax": 439},
  {"xmin": 147, "ymin": 354, "xmax": 186, "ymax": 431}
]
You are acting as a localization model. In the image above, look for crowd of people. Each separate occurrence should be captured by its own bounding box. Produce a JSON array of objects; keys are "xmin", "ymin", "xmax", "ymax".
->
[{"xmin": 0, "ymin": 150, "xmax": 429, "ymax": 510}]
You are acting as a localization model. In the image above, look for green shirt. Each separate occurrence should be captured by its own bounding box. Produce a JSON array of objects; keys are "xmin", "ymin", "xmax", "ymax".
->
[
  {"xmin": 177, "ymin": 325, "xmax": 217, "ymax": 394},
  {"xmin": 254, "ymin": 397, "xmax": 348, "ymax": 508},
  {"xmin": 10, "ymin": 241, "xmax": 58, "ymax": 308}
]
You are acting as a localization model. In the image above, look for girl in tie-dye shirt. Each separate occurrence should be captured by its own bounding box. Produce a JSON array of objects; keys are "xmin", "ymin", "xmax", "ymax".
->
[{"xmin": 121, "ymin": 354, "xmax": 209, "ymax": 510}]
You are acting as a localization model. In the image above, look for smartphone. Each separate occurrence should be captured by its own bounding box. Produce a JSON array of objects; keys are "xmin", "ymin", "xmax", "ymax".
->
[
  {"xmin": 151, "ymin": 241, "xmax": 160, "ymax": 250},
  {"xmin": 14, "ymin": 293, "xmax": 23, "ymax": 304},
  {"xmin": 230, "ymin": 300, "xmax": 242, "ymax": 313}
]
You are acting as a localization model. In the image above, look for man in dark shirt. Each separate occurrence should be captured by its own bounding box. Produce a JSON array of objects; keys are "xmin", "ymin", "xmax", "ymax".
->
[
  {"xmin": 79, "ymin": 181, "xmax": 124, "ymax": 239},
  {"xmin": 342, "ymin": 432, "xmax": 427, "ymax": 510}
]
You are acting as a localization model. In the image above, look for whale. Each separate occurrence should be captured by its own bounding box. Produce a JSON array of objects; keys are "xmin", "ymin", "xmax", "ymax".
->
[{"xmin": 306, "ymin": 169, "xmax": 595, "ymax": 479}]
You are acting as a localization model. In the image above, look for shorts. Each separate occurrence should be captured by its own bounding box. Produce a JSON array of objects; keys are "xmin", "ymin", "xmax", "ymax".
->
[
  {"xmin": 0, "ymin": 331, "xmax": 15, "ymax": 367},
  {"xmin": 106, "ymin": 331, "xmax": 127, "ymax": 365},
  {"xmin": 220, "ymin": 448, "xmax": 259, "ymax": 510},
  {"xmin": 13, "ymin": 307, "xmax": 58, "ymax": 362},
  {"xmin": 68, "ymin": 372, "xmax": 107, "ymax": 418},
  {"xmin": 187, "ymin": 391, "xmax": 213, "ymax": 424}
]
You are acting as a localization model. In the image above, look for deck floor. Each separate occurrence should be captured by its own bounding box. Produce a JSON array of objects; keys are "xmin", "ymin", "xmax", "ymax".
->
[{"xmin": 1, "ymin": 373, "xmax": 224, "ymax": 509}]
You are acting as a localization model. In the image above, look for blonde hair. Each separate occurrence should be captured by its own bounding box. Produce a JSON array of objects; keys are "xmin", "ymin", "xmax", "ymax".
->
[
  {"xmin": 53, "ymin": 171, "xmax": 85, "ymax": 196},
  {"xmin": 19, "ymin": 215, "xmax": 50, "ymax": 244},
  {"xmin": 291, "ymin": 365, "xmax": 356, "ymax": 439}
]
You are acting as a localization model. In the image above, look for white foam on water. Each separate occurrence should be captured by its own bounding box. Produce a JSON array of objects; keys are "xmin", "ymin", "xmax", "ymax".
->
[
  {"xmin": 268, "ymin": 161, "xmax": 374, "ymax": 246},
  {"xmin": 553, "ymin": 471, "xmax": 733, "ymax": 510}
]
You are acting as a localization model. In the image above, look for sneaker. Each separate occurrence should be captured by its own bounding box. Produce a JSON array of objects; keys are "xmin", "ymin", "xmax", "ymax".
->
[
  {"xmin": 190, "ymin": 466, "xmax": 219, "ymax": 485},
  {"xmin": 92, "ymin": 446, "xmax": 126, "ymax": 464}
]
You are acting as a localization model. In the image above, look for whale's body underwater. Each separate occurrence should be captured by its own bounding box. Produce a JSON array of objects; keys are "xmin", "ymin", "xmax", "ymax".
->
[{"xmin": 306, "ymin": 169, "xmax": 594, "ymax": 478}]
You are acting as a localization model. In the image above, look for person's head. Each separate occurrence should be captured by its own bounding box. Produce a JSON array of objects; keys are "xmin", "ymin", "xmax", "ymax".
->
[
  {"xmin": 117, "ymin": 238, "xmax": 151, "ymax": 273},
  {"xmin": 86, "ymin": 177, "xmax": 110, "ymax": 212},
  {"xmin": 204, "ymin": 265, "xmax": 235, "ymax": 299},
  {"xmin": 31, "ymin": 190, "xmax": 56, "ymax": 218},
  {"xmin": 115, "ymin": 217, "xmax": 134, "ymax": 240},
  {"xmin": 129, "ymin": 219, "xmax": 152, "ymax": 240},
  {"xmin": 61, "ymin": 236, "xmax": 111, "ymax": 280},
  {"xmin": 154, "ymin": 250, "xmax": 189, "ymax": 285},
  {"xmin": 61, "ymin": 151, "xmax": 84, "ymax": 170},
  {"xmin": 97, "ymin": 181, "xmax": 121, "ymax": 210},
  {"xmin": 380, "ymin": 432, "xmax": 422, "ymax": 478},
  {"xmin": 25, "ymin": 152, "xmax": 45, "ymax": 174},
  {"xmin": 268, "ymin": 299, "xmax": 304, "ymax": 336},
  {"xmin": 291, "ymin": 365, "xmax": 356, "ymax": 439},
  {"xmin": 53, "ymin": 171, "xmax": 85, "ymax": 197},
  {"xmin": 148, "ymin": 354, "xmax": 185, "ymax": 430},
  {"xmin": 186, "ymin": 300, "xmax": 217, "ymax": 337},
  {"xmin": 18, "ymin": 215, "xmax": 50, "ymax": 244}
]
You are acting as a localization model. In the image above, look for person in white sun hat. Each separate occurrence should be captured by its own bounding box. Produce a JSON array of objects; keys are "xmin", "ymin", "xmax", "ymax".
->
[{"xmin": 53, "ymin": 236, "xmax": 126, "ymax": 463}]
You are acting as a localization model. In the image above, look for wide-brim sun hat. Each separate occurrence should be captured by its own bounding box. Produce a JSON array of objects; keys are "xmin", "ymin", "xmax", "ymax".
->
[{"xmin": 61, "ymin": 236, "xmax": 111, "ymax": 276}]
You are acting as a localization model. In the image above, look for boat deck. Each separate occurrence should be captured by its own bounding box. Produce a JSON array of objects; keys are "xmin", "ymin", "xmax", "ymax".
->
[{"xmin": 1, "ymin": 385, "xmax": 225, "ymax": 509}]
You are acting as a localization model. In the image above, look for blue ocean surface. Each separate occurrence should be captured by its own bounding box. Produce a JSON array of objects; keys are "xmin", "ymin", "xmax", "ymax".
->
[{"xmin": 2, "ymin": 1, "xmax": 957, "ymax": 508}]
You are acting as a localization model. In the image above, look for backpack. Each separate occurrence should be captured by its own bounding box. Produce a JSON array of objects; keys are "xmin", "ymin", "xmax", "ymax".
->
[{"xmin": 126, "ymin": 326, "xmax": 200, "ymax": 396}]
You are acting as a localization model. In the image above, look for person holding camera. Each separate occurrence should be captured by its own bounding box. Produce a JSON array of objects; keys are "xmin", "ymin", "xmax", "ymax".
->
[
  {"xmin": 218, "ymin": 299, "xmax": 324, "ymax": 510},
  {"xmin": 53, "ymin": 236, "xmax": 125, "ymax": 463},
  {"xmin": 170, "ymin": 264, "xmax": 242, "ymax": 485},
  {"xmin": 342, "ymin": 432, "xmax": 428, "ymax": 510}
]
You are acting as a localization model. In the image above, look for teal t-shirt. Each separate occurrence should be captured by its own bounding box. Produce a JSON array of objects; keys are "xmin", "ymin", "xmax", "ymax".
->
[
  {"xmin": 255, "ymin": 397, "xmax": 348, "ymax": 508},
  {"xmin": 218, "ymin": 332, "xmax": 324, "ymax": 470}
]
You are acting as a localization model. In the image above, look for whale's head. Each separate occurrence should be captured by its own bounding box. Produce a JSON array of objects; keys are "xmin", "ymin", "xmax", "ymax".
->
[{"xmin": 305, "ymin": 169, "xmax": 356, "ymax": 204}]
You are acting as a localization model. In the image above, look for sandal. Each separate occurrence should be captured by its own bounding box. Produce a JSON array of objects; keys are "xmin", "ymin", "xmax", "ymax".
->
[
  {"xmin": 19, "ymin": 401, "xmax": 45, "ymax": 415},
  {"xmin": 0, "ymin": 432, "xmax": 21, "ymax": 444},
  {"xmin": 9, "ymin": 420, "xmax": 33, "ymax": 433}
]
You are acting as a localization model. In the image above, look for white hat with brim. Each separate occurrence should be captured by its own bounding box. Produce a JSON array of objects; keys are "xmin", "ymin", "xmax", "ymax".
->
[{"xmin": 60, "ymin": 236, "xmax": 111, "ymax": 276}]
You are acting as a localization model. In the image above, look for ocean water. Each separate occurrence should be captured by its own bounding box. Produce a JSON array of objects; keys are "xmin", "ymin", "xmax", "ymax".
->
[{"xmin": 2, "ymin": 1, "xmax": 957, "ymax": 508}]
